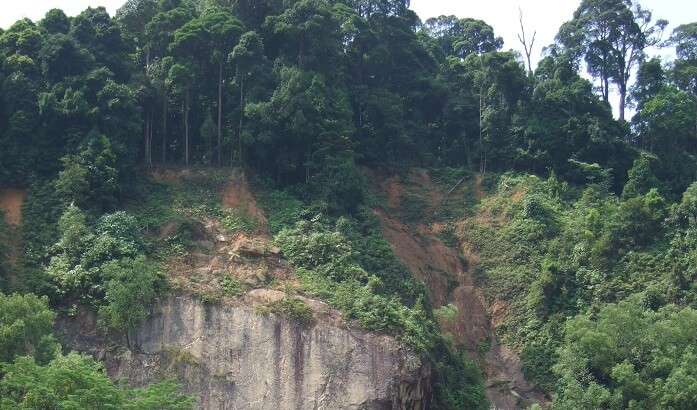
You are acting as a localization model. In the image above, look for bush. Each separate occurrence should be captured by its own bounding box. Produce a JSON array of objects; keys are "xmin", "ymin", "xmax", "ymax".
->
[
  {"xmin": 220, "ymin": 208, "xmax": 258, "ymax": 234},
  {"xmin": 0, "ymin": 353, "xmax": 194, "ymax": 409},
  {"xmin": 257, "ymin": 297, "xmax": 314, "ymax": 325},
  {"xmin": 553, "ymin": 295, "xmax": 697, "ymax": 409},
  {"xmin": 0, "ymin": 214, "xmax": 8, "ymax": 291},
  {"xmin": 98, "ymin": 256, "xmax": 165, "ymax": 339},
  {"xmin": 259, "ymin": 190, "xmax": 304, "ymax": 234},
  {"xmin": 275, "ymin": 216, "xmax": 436, "ymax": 351},
  {"xmin": 0, "ymin": 292, "xmax": 60, "ymax": 365},
  {"xmin": 220, "ymin": 275, "xmax": 245, "ymax": 297}
]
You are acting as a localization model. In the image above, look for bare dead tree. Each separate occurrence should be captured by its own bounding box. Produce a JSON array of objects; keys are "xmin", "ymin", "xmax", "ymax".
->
[{"xmin": 517, "ymin": 8, "xmax": 537, "ymax": 75}]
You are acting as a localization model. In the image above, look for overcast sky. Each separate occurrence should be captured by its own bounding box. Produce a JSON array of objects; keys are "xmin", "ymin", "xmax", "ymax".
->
[{"xmin": 1, "ymin": 0, "xmax": 695, "ymax": 116}]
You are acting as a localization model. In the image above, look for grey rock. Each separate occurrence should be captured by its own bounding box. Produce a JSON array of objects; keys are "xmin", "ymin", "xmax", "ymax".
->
[{"xmin": 57, "ymin": 294, "xmax": 430, "ymax": 410}]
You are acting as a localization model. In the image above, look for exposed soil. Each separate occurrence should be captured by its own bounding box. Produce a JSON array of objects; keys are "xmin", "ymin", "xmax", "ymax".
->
[
  {"xmin": 162, "ymin": 172, "xmax": 286, "ymax": 298},
  {"xmin": 0, "ymin": 188, "xmax": 26, "ymax": 226},
  {"xmin": 0, "ymin": 188, "xmax": 26, "ymax": 273},
  {"xmin": 371, "ymin": 169, "xmax": 545, "ymax": 409},
  {"xmin": 221, "ymin": 169, "xmax": 268, "ymax": 230},
  {"xmin": 166, "ymin": 217, "xmax": 293, "ymax": 299}
]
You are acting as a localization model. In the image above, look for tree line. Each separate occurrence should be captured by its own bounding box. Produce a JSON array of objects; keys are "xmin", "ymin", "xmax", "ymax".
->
[{"xmin": 0, "ymin": 0, "xmax": 693, "ymax": 199}]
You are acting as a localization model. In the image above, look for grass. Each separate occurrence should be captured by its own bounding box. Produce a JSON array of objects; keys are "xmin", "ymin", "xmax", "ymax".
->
[
  {"xmin": 256, "ymin": 296, "xmax": 314, "ymax": 325},
  {"xmin": 220, "ymin": 208, "xmax": 258, "ymax": 234},
  {"xmin": 221, "ymin": 275, "xmax": 245, "ymax": 297}
]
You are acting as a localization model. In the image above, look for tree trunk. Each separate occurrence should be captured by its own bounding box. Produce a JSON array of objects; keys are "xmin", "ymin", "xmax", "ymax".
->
[
  {"xmin": 184, "ymin": 92, "xmax": 190, "ymax": 167},
  {"xmin": 217, "ymin": 60, "xmax": 223, "ymax": 167},
  {"xmin": 238, "ymin": 75, "xmax": 245, "ymax": 167},
  {"xmin": 144, "ymin": 109, "xmax": 148, "ymax": 166},
  {"xmin": 162, "ymin": 94, "xmax": 167, "ymax": 165},
  {"xmin": 479, "ymin": 85, "xmax": 485, "ymax": 175},
  {"xmin": 603, "ymin": 76, "xmax": 609, "ymax": 103},
  {"xmin": 147, "ymin": 110, "xmax": 153, "ymax": 168},
  {"xmin": 619, "ymin": 81, "xmax": 627, "ymax": 122}
]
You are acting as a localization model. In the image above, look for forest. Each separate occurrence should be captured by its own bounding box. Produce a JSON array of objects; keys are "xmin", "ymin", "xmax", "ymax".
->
[{"xmin": 1, "ymin": 0, "xmax": 697, "ymax": 408}]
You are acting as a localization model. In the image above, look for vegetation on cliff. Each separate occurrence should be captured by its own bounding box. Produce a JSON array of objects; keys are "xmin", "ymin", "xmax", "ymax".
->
[{"xmin": 0, "ymin": 0, "xmax": 696, "ymax": 408}]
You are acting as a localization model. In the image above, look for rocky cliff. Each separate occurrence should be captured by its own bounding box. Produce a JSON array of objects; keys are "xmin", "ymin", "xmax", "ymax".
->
[{"xmin": 57, "ymin": 292, "xmax": 430, "ymax": 410}]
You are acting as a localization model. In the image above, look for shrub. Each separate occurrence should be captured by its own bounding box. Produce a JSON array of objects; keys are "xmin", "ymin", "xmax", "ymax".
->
[
  {"xmin": 220, "ymin": 275, "xmax": 245, "ymax": 297},
  {"xmin": 220, "ymin": 208, "xmax": 258, "ymax": 234},
  {"xmin": 0, "ymin": 292, "xmax": 60, "ymax": 365},
  {"xmin": 257, "ymin": 297, "xmax": 314, "ymax": 325},
  {"xmin": 0, "ymin": 353, "xmax": 194, "ymax": 409},
  {"xmin": 98, "ymin": 256, "xmax": 165, "ymax": 340}
]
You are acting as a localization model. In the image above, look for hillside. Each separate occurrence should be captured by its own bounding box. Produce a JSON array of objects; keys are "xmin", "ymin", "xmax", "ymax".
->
[{"xmin": 1, "ymin": 0, "xmax": 697, "ymax": 409}]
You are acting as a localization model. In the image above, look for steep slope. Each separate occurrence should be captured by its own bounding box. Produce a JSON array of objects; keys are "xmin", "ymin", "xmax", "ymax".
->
[
  {"xmin": 0, "ymin": 188, "xmax": 26, "ymax": 226},
  {"xmin": 371, "ymin": 169, "xmax": 545, "ymax": 409},
  {"xmin": 0, "ymin": 188, "xmax": 26, "ymax": 286},
  {"xmin": 58, "ymin": 293, "xmax": 430, "ymax": 410},
  {"xmin": 56, "ymin": 170, "xmax": 431, "ymax": 410}
]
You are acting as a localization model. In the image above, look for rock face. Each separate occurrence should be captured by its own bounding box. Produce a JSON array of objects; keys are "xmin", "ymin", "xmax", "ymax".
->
[{"xmin": 58, "ymin": 294, "xmax": 430, "ymax": 410}]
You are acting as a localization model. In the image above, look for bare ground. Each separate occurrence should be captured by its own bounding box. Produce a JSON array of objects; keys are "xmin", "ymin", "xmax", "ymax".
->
[
  {"xmin": 0, "ymin": 188, "xmax": 26, "ymax": 226},
  {"xmin": 371, "ymin": 170, "xmax": 545, "ymax": 409}
]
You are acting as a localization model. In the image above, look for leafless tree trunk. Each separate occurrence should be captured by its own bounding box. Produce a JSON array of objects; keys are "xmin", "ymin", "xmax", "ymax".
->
[{"xmin": 517, "ymin": 8, "xmax": 537, "ymax": 75}]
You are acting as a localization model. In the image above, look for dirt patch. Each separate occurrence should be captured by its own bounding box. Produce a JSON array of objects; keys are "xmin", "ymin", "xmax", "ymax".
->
[
  {"xmin": 371, "ymin": 169, "xmax": 546, "ymax": 408},
  {"xmin": 0, "ymin": 188, "xmax": 26, "ymax": 226},
  {"xmin": 150, "ymin": 168, "xmax": 192, "ymax": 183},
  {"xmin": 474, "ymin": 175, "xmax": 485, "ymax": 201},
  {"xmin": 375, "ymin": 210, "xmax": 456, "ymax": 308},
  {"xmin": 384, "ymin": 177, "xmax": 404, "ymax": 209},
  {"xmin": 221, "ymin": 170, "xmax": 268, "ymax": 229},
  {"xmin": 490, "ymin": 299, "xmax": 509, "ymax": 329},
  {"xmin": 167, "ymin": 218, "xmax": 292, "ymax": 300},
  {"xmin": 510, "ymin": 188, "xmax": 527, "ymax": 204}
]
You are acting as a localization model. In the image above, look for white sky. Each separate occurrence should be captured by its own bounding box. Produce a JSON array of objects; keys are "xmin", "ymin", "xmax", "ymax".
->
[
  {"xmin": 1, "ymin": 0, "xmax": 696, "ymax": 117},
  {"xmin": 2, "ymin": 0, "xmax": 694, "ymax": 62}
]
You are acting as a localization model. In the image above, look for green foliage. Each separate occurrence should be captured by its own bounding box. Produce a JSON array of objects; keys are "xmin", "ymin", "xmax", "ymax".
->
[
  {"xmin": 259, "ymin": 190, "xmax": 304, "ymax": 235},
  {"xmin": 54, "ymin": 135, "xmax": 120, "ymax": 212},
  {"xmin": 2, "ymin": 1, "xmax": 697, "ymax": 408},
  {"xmin": 220, "ymin": 275, "xmax": 245, "ymax": 297},
  {"xmin": 553, "ymin": 295, "xmax": 697, "ymax": 410},
  {"xmin": 98, "ymin": 256, "xmax": 164, "ymax": 336},
  {"xmin": 257, "ymin": 297, "xmax": 314, "ymax": 325},
  {"xmin": 430, "ymin": 341, "xmax": 489, "ymax": 410},
  {"xmin": 433, "ymin": 303, "xmax": 458, "ymax": 326},
  {"xmin": 0, "ymin": 293, "xmax": 59, "ymax": 365},
  {"xmin": 0, "ymin": 215, "xmax": 8, "ymax": 291},
  {"xmin": 274, "ymin": 214, "xmax": 436, "ymax": 351},
  {"xmin": 220, "ymin": 208, "xmax": 257, "ymax": 234},
  {"xmin": 0, "ymin": 353, "xmax": 194, "ymax": 409},
  {"xmin": 47, "ymin": 205, "xmax": 145, "ymax": 302},
  {"xmin": 0, "ymin": 353, "xmax": 124, "ymax": 409},
  {"xmin": 124, "ymin": 379, "xmax": 196, "ymax": 410},
  {"xmin": 459, "ymin": 173, "xmax": 678, "ymax": 395},
  {"xmin": 621, "ymin": 154, "xmax": 661, "ymax": 199}
]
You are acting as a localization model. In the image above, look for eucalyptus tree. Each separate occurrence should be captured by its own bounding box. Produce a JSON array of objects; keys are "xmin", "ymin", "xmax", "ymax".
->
[
  {"xmin": 198, "ymin": 8, "xmax": 243, "ymax": 166},
  {"xmin": 557, "ymin": 0, "xmax": 667, "ymax": 121},
  {"xmin": 229, "ymin": 31, "xmax": 264, "ymax": 165},
  {"xmin": 671, "ymin": 23, "xmax": 697, "ymax": 135}
]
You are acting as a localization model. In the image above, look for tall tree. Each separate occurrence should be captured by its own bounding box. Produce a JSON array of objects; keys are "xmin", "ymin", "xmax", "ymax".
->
[
  {"xmin": 167, "ymin": 63, "xmax": 195, "ymax": 166},
  {"xmin": 229, "ymin": 31, "xmax": 264, "ymax": 166},
  {"xmin": 198, "ymin": 8, "xmax": 243, "ymax": 166},
  {"xmin": 424, "ymin": 16, "xmax": 503, "ymax": 59},
  {"xmin": 557, "ymin": 0, "xmax": 667, "ymax": 121},
  {"xmin": 671, "ymin": 23, "xmax": 697, "ymax": 136}
]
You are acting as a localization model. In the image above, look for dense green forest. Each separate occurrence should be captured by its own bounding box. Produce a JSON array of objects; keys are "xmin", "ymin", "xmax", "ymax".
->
[{"xmin": 1, "ymin": 0, "xmax": 697, "ymax": 408}]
